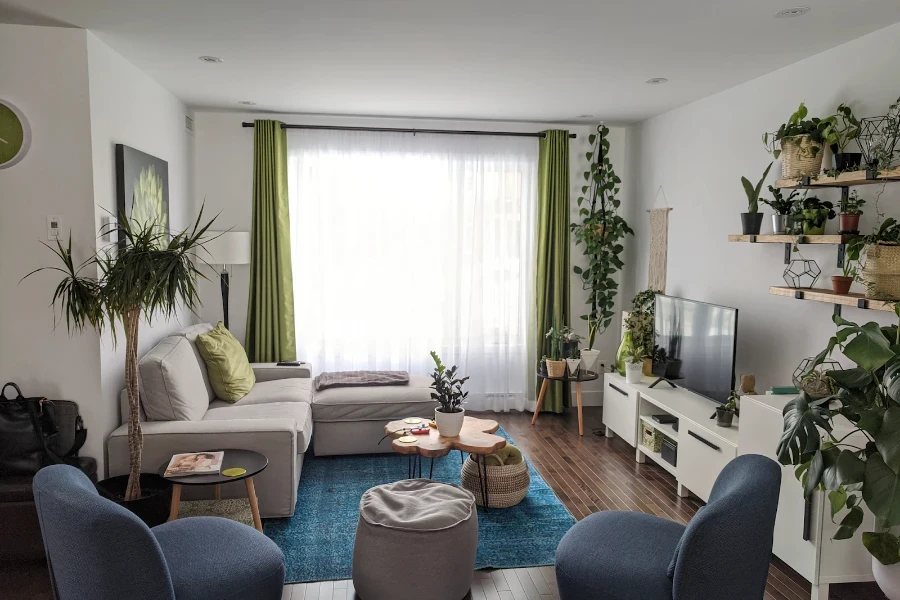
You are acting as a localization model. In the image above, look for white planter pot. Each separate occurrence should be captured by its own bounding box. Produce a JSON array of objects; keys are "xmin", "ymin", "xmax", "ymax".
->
[
  {"xmin": 581, "ymin": 349, "xmax": 600, "ymax": 373},
  {"xmin": 625, "ymin": 362, "xmax": 643, "ymax": 384},
  {"xmin": 873, "ymin": 556, "xmax": 900, "ymax": 599},
  {"xmin": 566, "ymin": 358, "xmax": 581, "ymax": 377},
  {"xmin": 435, "ymin": 407, "xmax": 465, "ymax": 437}
]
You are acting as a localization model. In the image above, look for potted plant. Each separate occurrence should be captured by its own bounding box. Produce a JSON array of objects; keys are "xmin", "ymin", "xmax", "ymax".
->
[
  {"xmin": 762, "ymin": 185, "xmax": 800, "ymax": 234},
  {"xmin": 792, "ymin": 194, "xmax": 835, "ymax": 235},
  {"xmin": 621, "ymin": 289, "xmax": 658, "ymax": 376},
  {"xmin": 539, "ymin": 355, "xmax": 548, "ymax": 377},
  {"xmin": 776, "ymin": 311, "xmax": 900, "ymax": 597},
  {"xmin": 24, "ymin": 210, "xmax": 216, "ymax": 523},
  {"xmin": 740, "ymin": 162, "xmax": 773, "ymax": 235},
  {"xmin": 839, "ymin": 190, "xmax": 866, "ymax": 234},
  {"xmin": 544, "ymin": 327, "xmax": 567, "ymax": 378},
  {"xmin": 764, "ymin": 102, "xmax": 835, "ymax": 179},
  {"xmin": 560, "ymin": 326, "xmax": 582, "ymax": 361},
  {"xmin": 848, "ymin": 218, "xmax": 900, "ymax": 300},
  {"xmin": 859, "ymin": 97, "xmax": 900, "ymax": 175},
  {"xmin": 715, "ymin": 391, "xmax": 738, "ymax": 427},
  {"xmin": 826, "ymin": 103, "xmax": 862, "ymax": 172},
  {"xmin": 624, "ymin": 345, "xmax": 645, "ymax": 384},
  {"xmin": 831, "ymin": 257, "xmax": 858, "ymax": 296},
  {"xmin": 571, "ymin": 125, "xmax": 633, "ymax": 375},
  {"xmin": 428, "ymin": 351, "xmax": 469, "ymax": 437},
  {"xmin": 566, "ymin": 347, "xmax": 581, "ymax": 378}
]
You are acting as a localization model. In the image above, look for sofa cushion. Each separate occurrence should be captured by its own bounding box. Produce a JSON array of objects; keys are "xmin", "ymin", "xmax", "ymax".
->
[
  {"xmin": 203, "ymin": 402, "xmax": 312, "ymax": 453},
  {"xmin": 208, "ymin": 379, "xmax": 313, "ymax": 411},
  {"xmin": 139, "ymin": 336, "xmax": 211, "ymax": 421},
  {"xmin": 311, "ymin": 375, "xmax": 438, "ymax": 422},
  {"xmin": 196, "ymin": 323, "xmax": 256, "ymax": 403},
  {"xmin": 175, "ymin": 323, "xmax": 216, "ymax": 401}
]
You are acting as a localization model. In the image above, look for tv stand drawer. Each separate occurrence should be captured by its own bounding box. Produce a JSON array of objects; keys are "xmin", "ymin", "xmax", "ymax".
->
[
  {"xmin": 603, "ymin": 379, "xmax": 638, "ymax": 447},
  {"xmin": 678, "ymin": 423, "xmax": 736, "ymax": 502}
]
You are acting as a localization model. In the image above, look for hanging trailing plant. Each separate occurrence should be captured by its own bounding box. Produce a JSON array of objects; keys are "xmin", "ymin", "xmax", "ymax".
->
[{"xmin": 571, "ymin": 125, "xmax": 633, "ymax": 350}]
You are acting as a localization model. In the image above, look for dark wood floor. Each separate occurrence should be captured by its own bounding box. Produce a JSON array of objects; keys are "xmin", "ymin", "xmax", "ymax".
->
[{"xmin": 2, "ymin": 407, "xmax": 885, "ymax": 599}]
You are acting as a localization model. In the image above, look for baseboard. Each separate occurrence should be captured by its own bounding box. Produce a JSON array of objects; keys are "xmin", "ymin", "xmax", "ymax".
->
[{"xmin": 580, "ymin": 390, "xmax": 603, "ymax": 407}]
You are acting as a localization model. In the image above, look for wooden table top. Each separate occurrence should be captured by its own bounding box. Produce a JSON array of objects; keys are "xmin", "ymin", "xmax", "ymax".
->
[{"xmin": 384, "ymin": 416, "xmax": 506, "ymax": 458}]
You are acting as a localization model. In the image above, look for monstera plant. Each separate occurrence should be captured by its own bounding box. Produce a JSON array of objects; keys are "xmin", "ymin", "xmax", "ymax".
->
[{"xmin": 777, "ymin": 309, "xmax": 900, "ymax": 565}]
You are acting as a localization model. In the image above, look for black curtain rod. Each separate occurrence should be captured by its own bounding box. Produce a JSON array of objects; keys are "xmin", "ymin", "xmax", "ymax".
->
[{"xmin": 240, "ymin": 122, "xmax": 576, "ymax": 139}]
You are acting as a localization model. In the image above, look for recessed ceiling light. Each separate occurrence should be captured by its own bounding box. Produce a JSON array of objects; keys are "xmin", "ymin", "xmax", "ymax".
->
[
  {"xmin": 239, "ymin": 101, "xmax": 256, "ymax": 105},
  {"xmin": 646, "ymin": 78, "xmax": 669, "ymax": 85},
  {"xmin": 198, "ymin": 56, "xmax": 224, "ymax": 63},
  {"xmin": 775, "ymin": 7, "xmax": 810, "ymax": 18}
]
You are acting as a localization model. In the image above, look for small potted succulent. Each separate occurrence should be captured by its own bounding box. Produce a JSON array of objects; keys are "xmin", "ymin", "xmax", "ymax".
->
[
  {"xmin": 762, "ymin": 185, "xmax": 800, "ymax": 234},
  {"xmin": 560, "ymin": 326, "xmax": 582, "ymax": 361},
  {"xmin": 544, "ymin": 327, "xmax": 567, "ymax": 378},
  {"xmin": 831, "ymin": 258, "xmax": 857, "ymax": 296},
  {"xmin": 739, "ymin": 162, "xmax": 773, "ymax": 235},
  {"xmin": 566, "ymin": 347, "xmax": 581, "ymax": 378},
  {"xmin": 429, "ymin": 351, "xmax": 469, "ymax": 437},
  {"xmin": 792, "ymin": 194, "xmax": 835, "ymax": 235},
  {"xmin": 624, "ymin": 345, "xmax": 645, "ymax": 384},
  {"xmin": 763, "ymin": 102, "xmax": 834, "ymax": 179},
  {"xmin": 826, "ymin": 103, "xmax": 862, "ymax": 172},
  {"xmin": 839, "ymin": 190, "xmax": 866, "ymax": 234},
  {"xmin": 715, "ymin": 391, "xmax": 738, "ymax": 428}
]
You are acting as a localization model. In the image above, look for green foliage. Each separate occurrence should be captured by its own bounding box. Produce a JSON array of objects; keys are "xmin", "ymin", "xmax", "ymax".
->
[
  {"xmin": 624, "ymin": 344, "xmax": 645, "ymax": 365},
  {"xmin": 791, "ymin": 195, "xmax": 836, "ymax": 230},
  {"xmin": 763, "ymin": 102, "xmax": 835, "ymax": 159},
  {"xmin": 762, "ymin": 186, "xmax": 800, "ymax": 215},
  {"xmin": 863, "ymin": 97, "xmax": 900, "ymax": 174},
  {"xmin": 848, "ymin": 217, "xmax": 900, "ymax": 265},
  {"xmin": 429, "ymin": 351, "xmax": 469, "ymax": 414},
  {"xmin": 741, "ymin": 162, "xmax": 773, "ymax": 213},
  {"xmin": 777, "ymin": 311, "xmax": 900, "ymax": 564},
  {"xmin": 723, "ymin": 391, "xmax": 739, "ymax": 412},
  {"xmin": 545, "ymin": 327, "xmax": 564, "ymax": 360},
  {"xmin": 570, "ymin": 125, "xmax": 633, "ymax": 349},
  {"xmin": 842, "ymin": 190, "xmax": 866, "ymax": 216},
  {"xmin": 624, "ymin": 289, "xmax": 659, "ymax": 359},
  {"xmin": 826, "ymin": 104, "xmax": 861, "ymax": 153}
]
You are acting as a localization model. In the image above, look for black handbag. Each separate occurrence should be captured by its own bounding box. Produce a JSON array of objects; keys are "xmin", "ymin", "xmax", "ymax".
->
[{"xmin": 0, "ymin": 382, "xmax": 86, "ymax": 476}]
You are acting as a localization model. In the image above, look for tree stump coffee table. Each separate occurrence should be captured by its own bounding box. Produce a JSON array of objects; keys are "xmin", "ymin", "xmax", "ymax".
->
[{"xmin": 384, "ymin": 416, "xmax": 506, "ymax": 509}]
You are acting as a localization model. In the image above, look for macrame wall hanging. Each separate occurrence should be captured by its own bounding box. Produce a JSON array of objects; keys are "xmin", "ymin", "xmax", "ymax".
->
[{"xmin": 647, "ymin": 186, "xmax": 672, "ymax": 293}]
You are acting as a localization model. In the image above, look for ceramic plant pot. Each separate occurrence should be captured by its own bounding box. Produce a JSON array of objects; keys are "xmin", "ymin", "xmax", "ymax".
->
[
  {"xmin": 833, "ymin": 152, "xmax": 862, "ymax": 172},
  {"xmin": 625, "ymin": 362, "xmax": 643, "ymax": 384},
  {"xmin": 873, "ymin": 556, "xmax": 900, "ymax": 600},
  {"xmin": 580, "ymin": 349, "xmax": 600, "ymax": 373},
  {"xmin": 839, "ymin": 213, "xmax": 860, "ymax": 234},
  {"xmin": 831, "ymin": 275, "xmax": 853, "ymax": 295},
  {"xmin": 434, "ymin": 407, "xmax": 465, "ymax": 437},
  {"xmin": 96, "ymin": 474, "xmax": 173, "ymax": 527},
  {"xmin": 566, "ymin": 358, "xmax": 581, "ymax": 377},
  {"xmin": 802, "ymin": 222, "xmax": 826, "ymax": 235},
  {"xmin": 642, "ymin": 358, "xmax": 653, "ymax": 376},
  {"xmin": 741, "ymin": 213, "xmax": 764, "ymax": 235},
  {"xmin": 715, "ymin": 408, "xmax": 735, "ymax": 428}
]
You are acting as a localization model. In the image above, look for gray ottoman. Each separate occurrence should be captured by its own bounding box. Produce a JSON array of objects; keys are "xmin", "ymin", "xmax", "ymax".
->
[{"xmin": 352, "ymin": 479, "xmax": 478, "ymax": 600}]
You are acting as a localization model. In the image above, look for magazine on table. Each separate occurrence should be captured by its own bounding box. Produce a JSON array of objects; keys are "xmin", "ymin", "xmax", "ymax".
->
[{"xmin": 164, "ymin": 451, "xmax": 225, "ymax": 477}]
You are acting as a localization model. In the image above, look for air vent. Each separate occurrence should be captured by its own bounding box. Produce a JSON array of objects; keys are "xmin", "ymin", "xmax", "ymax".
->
[{"xmin": 185, "ymin": 115, "xmax": 194, "ymax": 135}]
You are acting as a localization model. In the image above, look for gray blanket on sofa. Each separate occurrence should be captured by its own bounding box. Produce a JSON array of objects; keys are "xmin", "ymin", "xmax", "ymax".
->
[{"xmin": 314, "ymin": 370, "xmax": 410, "ymax": 391}]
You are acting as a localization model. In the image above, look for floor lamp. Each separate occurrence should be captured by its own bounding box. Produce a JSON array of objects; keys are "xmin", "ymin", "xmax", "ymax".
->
[{"xmin": 202, "ymin": 232, "xmax": 251, "ymax": 330}]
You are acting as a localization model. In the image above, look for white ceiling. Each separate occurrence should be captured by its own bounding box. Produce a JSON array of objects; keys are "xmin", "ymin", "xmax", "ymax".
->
[{"xmin": 4, "ymin": 0, "xmax": 900, "ymax": 123}]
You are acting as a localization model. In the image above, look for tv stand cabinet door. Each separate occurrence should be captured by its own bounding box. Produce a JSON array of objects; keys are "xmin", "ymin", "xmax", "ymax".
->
[
  {"xmin": 678, "ymin": 423, "xmax": 736, "ymax": 502},
  {"xmin": 603, "ymin": 380, "xmax": 638, "ymax": 447}
]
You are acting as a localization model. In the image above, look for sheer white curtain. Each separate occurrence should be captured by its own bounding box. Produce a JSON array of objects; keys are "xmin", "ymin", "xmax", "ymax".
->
[{"xmin": 287, "ymin": 129, "xmax": 537, "ymax": 412}]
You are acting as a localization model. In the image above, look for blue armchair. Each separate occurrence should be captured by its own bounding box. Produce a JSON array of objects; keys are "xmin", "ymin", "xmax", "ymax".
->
[
  {"xmin": 33, "ymin": 464, "xmax": 285, "ymax": 600},
  {"xmin": 555, "ymin": 454, "xmax": 781, "ymax": 600}
]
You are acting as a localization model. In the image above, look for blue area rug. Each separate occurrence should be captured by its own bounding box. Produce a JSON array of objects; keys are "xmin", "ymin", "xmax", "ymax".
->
[{"xmin": 264, "ymin": 427, "xmax": 575, "ymax": 583}]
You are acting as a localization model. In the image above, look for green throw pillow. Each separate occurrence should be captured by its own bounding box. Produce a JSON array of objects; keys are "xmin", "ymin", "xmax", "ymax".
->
[{"xmin": 195, "ymin": 322, "xmax": 255, "ymax": 403}]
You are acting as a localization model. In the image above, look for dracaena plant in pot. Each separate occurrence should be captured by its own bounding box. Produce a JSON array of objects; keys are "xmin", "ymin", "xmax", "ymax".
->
[
  {"xmin": 429, "ymin": 351, "xmax": 469, "ymax": 437},
  {"xmin": 762, "ymin": 185, "xmax": 800, "ymax": 234},
  {"xmin": 740, "ymin": 162, "xmax": 773, "ymax": 235},
  {"xmin": 24, "ymin": 209, "xmax": 216, "ymax": 524},
  {"xmin": 777, "ymin": 310, "xmax": 900, "ymax": 597}
]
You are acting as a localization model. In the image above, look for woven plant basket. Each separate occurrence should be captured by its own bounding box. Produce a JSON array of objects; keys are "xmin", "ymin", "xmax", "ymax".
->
[
  {"xmin": 862, "ymin": 244, "xmax": 900, "ymax": 300},
  {"xmin": 546, "ymin": 360, "xmax": 566, "ymax": 378},
  {"xmin": 780, "ymin": 135, "xmax": 824, "ymax": 179},
  {"xmin": 461, "ymin": 455, "xmax": 530, "ymax": 509}
]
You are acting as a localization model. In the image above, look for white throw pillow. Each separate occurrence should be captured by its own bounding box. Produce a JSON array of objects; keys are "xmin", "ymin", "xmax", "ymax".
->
[{"xmin": 139, "ymin": 336, "xmax": 211, "ymax": 421}]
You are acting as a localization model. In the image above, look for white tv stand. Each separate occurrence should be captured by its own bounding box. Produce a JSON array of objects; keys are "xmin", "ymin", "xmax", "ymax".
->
[{"xmin": 603, "ymin": 372, "xmax": 738, "ymax": 503}]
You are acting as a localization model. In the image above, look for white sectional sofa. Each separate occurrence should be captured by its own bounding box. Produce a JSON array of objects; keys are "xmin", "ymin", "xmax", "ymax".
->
[{"xmin": 107, "ymin": 323, "xmax": 438, "ymax": 518}]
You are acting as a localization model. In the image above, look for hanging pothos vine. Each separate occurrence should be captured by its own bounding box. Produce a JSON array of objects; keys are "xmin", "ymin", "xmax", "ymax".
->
[{"xmin": 571, "ymin": 124, "xmax": 633, "ymax": 350}]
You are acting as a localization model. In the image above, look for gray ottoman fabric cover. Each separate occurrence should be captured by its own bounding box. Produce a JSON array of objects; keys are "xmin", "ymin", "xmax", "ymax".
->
[{"xmin": 353, "ymin": 479, "xmax": 478, "ymax": 600}]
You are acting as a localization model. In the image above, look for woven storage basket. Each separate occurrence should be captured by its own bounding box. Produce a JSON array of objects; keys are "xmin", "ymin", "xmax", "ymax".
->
[
  {"xmin": 862, "ymin": 244, "xmax": 900, "ymax": 300},
  {"xmin": 461, "ymin": 455, "xmax": 530, "ymax": 509},
  {"xmin": 546, "ymin": 360, "xmax": 566, "ymax": 378},
  {"xmin": 641, "ymin": 423, "xmax": 664, "ymax": 452},
  {"xmin": 780, "ymin": 135, "xmax": 824, "ymax": 179}
]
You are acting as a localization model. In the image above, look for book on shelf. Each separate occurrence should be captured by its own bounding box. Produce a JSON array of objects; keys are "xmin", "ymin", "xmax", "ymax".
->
[{"xmin": 164, "ymin": 451, "xmax": 225, "ymax": 477}]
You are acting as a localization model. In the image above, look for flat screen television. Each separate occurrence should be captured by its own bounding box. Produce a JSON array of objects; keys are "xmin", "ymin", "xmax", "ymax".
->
[{"xmin": 653, "ymin": 295, "xmax": 738, "ymax": 405}]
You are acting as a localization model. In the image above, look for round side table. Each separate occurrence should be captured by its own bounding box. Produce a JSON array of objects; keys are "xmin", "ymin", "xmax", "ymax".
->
[
  {"xmin": 158, "ymin": 449, "xmax": 268, "ymax": 532},
  {"xmin": 531, "ymin": 369, "xmax": 600, "ymax": 436}
]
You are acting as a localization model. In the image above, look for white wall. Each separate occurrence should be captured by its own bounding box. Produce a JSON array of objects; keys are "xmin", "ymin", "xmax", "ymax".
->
[
  {"xmin": 627, "ymin": 22, "xmax": 900, "ymax": 392},
  {"xmin": 86, "ymin": 32, "xmax": 196, "ymax": 474},
  {"xmin": 193, "ymin": 112, "xmax": 631, "ymax": 404},
  {"xmin": 0, "ymin": 25, "xmax": 104, "ymax": 465}
]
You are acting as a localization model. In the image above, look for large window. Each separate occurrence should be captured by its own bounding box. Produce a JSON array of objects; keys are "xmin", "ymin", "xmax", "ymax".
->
[{"xmin": 287, "ymin": 130, "xmax": 538, "ymax": 411}]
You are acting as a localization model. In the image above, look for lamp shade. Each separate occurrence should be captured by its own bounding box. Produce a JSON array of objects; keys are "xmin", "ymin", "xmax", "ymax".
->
[{"xmin": 200, "ymin": 231, "xmax": 251, "ymax": 265}]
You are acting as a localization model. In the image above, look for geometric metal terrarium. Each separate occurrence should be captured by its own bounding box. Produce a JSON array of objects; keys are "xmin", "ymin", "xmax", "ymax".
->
[
  {"xmin": 858, "ymin": 106, "xmax": 900, "ymax": 172},
  {"xmin": 792, "ymin": 356, "xmax": 842, "ymax": 399},
  {"xmin": 783, "ymin": 259, "xmax": 821, "ymax": 289}
]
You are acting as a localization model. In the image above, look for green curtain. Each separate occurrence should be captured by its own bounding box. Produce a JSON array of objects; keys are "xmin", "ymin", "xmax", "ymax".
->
[
  {"xmin": 245, "ymin": 120, "xmax": 297, "ymax": 362},
  {"xmin": 535, "ymin": 130, "xmax": 571, "ymax": 413}
]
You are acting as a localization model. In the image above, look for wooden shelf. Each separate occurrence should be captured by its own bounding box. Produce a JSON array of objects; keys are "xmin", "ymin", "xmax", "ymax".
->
[
  {"xmin": 728, "ymin": 234, "xmax": 852, "ymax": 244},
  {"xmin": 775, "ymin": 166, "xmax": 900, "ymax": 189},
  {"xmin": 637, "ymin": 444, "xmax": 677, "ymax": 476},
  {"xmin": 768, "ymin": 286, "xmax": 895, "ymax": 312},
  {"xmin": 640, "ymin": 415, "xmax": 678, "ymax": 441}
]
